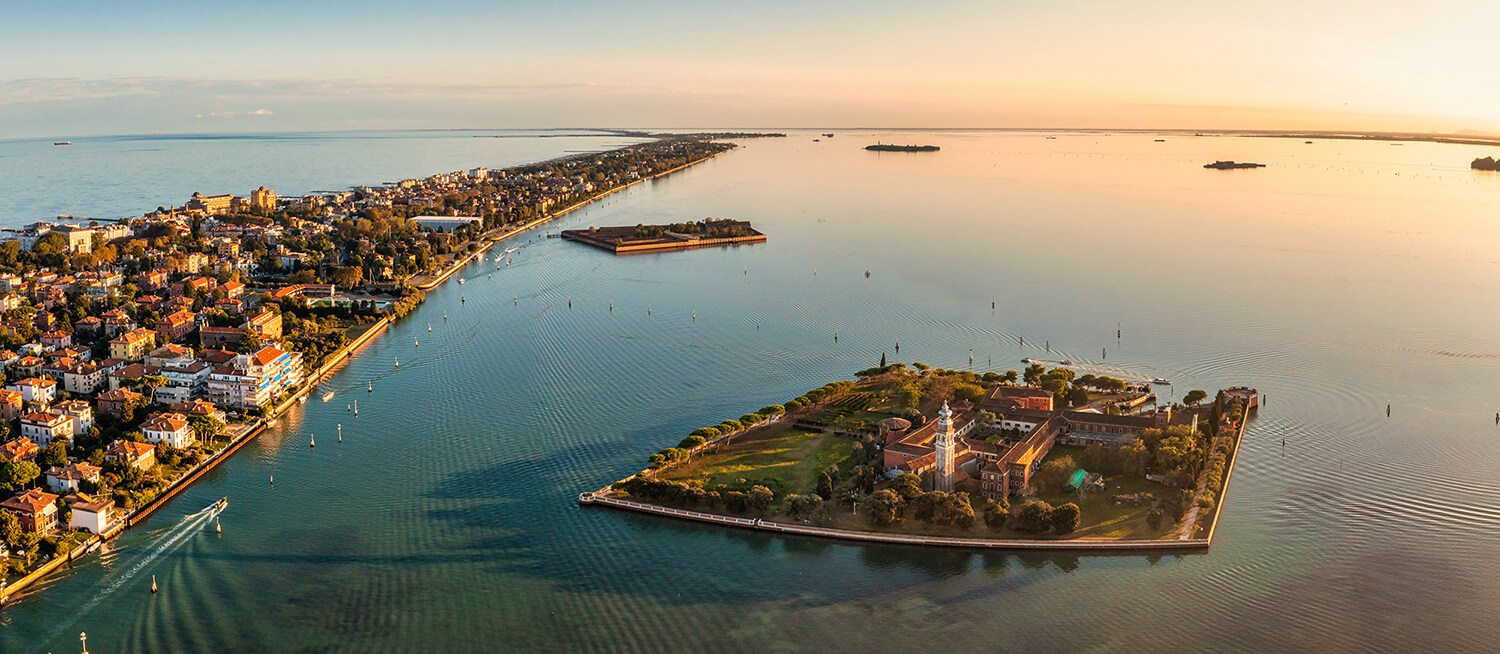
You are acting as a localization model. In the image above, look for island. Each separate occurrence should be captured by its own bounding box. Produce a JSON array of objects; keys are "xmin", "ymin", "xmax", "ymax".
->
[
  {"xmin": 1204, "ymin": 161, "xmax": 1266, "ymax": 169},
  {"xmin": 1472, "ymin": 156, "xmax": 1500, "ymax": 171},
  {"xmin": 0, "ymin": 133, "xmax": 746, "ymax": 601},
  {"xmin": 581, "ymin": 361, "xmax": 1255, "ymax": 550},
  {"xmin": 866, "ymin": 144, "xmax": 940, "ymax": 152},
  {"xmin": 561, "ymin": 219, "xmax": 766, "ymax": 254}
]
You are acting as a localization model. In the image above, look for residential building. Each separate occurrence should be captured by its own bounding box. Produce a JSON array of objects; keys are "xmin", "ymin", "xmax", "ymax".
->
[
  {"xmin": 158, "ymin": 361, "xmax": 211, "ymax": 403},
  {"xmin": 0, "ymin": 389, "xmax": 22, "ymax": 421},
  {"xmin": 66, "ymin": 493, "xmax": 114, "ymax": 535},
  {"xmin": 21, "ymin": 411, "xmax": 73, "ymax": 446},
  {"xmin": 8, "ymin": 377, "xmax": 58, "ymax": 405},
  {"xmin": 0, "ymin": 437, "xmax": 39, "ymax": 463},
  {"xmin": 141, "ymin": 412, "xmax": 195, "ymax": 448},
  {"xmin": 206, "ymin": 345, "xmax": 304, "ymax": 409},
  {"xmin": 53, "ymin": 399, "xmax": 93, "ymax": 436},
  {"xmin": 154, "ymin": 309, "xmax": 198, "ymax": 342},
  {"xmin": 105, "ymin": 439, "xmax": 156, "ymax": 470},
  {"xmin": 96, "ymin": 388, "xmax": 144, "ymax": 418},
  {"xmin": 110, "ymin": 328, "xmax": 156, "ymax": 361},
  {"xmin": 1, "ymin": 488, "xmax": 59, "ymax": 535},
  {"xmin": 44, "ymin": 462, "xmax": 101, "ymax": 493},
  {"xmin": 62, "ymin": 363, "xmax": 107, "ymax": 395}
]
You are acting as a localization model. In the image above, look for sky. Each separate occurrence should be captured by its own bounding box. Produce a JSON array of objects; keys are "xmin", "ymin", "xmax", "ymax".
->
[{"xmin": 3, "ymin": 0, "xmax": 1499, "ymax": 138}]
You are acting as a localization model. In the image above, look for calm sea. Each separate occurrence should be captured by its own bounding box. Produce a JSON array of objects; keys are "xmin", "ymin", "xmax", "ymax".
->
[{"xmin": 1, "ymin": 129, "xmax": 1498, "ymax": 652}]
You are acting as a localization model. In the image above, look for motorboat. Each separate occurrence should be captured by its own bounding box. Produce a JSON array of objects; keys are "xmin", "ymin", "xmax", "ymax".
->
[
  {"xmin": 322, "ymin": 391, "xmax": 335, "ymax": 402},
  {"xmin": 1152, "ymin": 378, "xmax": 1172, "ymax": 385}
]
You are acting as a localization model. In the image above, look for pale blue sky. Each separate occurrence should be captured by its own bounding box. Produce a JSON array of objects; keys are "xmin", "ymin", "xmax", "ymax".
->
[{"xmin": 4, "ymin": 0, "xmax": 1498, "ymax": 138}]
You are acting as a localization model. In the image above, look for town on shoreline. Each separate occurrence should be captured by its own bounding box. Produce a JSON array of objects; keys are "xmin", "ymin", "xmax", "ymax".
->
[
  {"xmin": 584, "ymin": 360, "xmax": 1257, "ymax": 550},
  {"xmin": 0, "ymin": 132, "xmax": 768, "ymax": 602}
]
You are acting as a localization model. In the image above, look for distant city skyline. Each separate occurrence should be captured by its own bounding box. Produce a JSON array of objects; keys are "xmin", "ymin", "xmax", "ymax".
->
[{"xmin": 4, "ymin": 0, "xmax": 1499, "ymax": 138}]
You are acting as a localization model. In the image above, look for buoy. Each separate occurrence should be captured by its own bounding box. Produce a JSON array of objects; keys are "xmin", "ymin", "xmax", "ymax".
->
[
  {"xmin": 609, "ymin": 303, "xmax": 613, "ymax": 311},
  {"xmin": 428, "ymin": 323, "xmax": 432, "ymax": 333},
  {"xmin": 368, "ymin": 381, "xmax": 372, "ymax": 393},
  {"xmin": 310, "ymin": 434, "xmax": 315, "ymax": 448},
  {"xmin": 648, "ymin": 307, "xmax": 652, "ymax": 316},
  {"xmin": 462, "ymin": 296, "xmax": 466, "ymax": 303},
  {"xmin": 569, "ymin": 299, "xmax": 572, "ymax": 308},
  {"xmin": 215, "ymin": 517, "xmax": 221, "ymax": 534},
  {"xmin": 1387, "ymin": 403, "xmax": 1391, "ymax": 417},
  {"xmin": 692, "ymin": 312, "xmax": 696, "ymax": 321},
  {"xmin": 151, "ymin": 575, "xmax": 157, "ymax": 593},
  {"xmin": 444, "ymin": 312, "xmax": 448, "ymax": 321},
  {"xmin": 395, "ymin": 357, "xmax": 399, "ymax": 368},
  {"xmin": 270, "ymin": 475, "xmax": 274, "ymax": 485}
]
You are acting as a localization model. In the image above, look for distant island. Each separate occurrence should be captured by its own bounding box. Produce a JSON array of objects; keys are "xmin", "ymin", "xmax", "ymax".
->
[
  {"xmin": 866, "ymin": 144, "xmax": 940, "ymax": 152},
  {"xmin": 562, "ymin": 218, "xmax": 766, "ymax": 254},
  {"xmin": 1472, "ymin": 156, "xmax": 1500, "ymax": 171},
  {"xmin": 1204, "ymin": 161, "xmax": 1266, "ymax": 170}
]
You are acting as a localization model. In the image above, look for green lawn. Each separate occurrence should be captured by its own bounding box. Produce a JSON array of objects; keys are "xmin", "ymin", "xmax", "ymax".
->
[{"xmin": 661, "ymin": 427, "xmax": 852, "ymax": 495}]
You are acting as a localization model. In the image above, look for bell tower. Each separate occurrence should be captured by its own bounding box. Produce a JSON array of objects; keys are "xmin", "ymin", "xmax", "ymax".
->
[{"xmin": 934, "ymin": 402, "xmax": 956, "ymax": 492}]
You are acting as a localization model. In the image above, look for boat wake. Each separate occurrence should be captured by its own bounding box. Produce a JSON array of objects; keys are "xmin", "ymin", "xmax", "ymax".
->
[{"xmin": 43, "ymin": 499, "xmax": 226, "ymax": 638}]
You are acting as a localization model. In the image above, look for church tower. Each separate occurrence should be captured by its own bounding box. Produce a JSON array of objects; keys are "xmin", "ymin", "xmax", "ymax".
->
[{"xmin": 933, "ymin": 402, "xmax": 956, "ymax": 492}]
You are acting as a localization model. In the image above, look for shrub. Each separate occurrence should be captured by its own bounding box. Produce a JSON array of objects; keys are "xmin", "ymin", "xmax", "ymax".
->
[
  {"xmin": 1012, "ymin": 500, "xmax": 1054, "ymax": 533},
  {"xmin": 860, "ymin": 489, "xmax": 905, "ymax": 526},
  {"xmin": 1050, "ymin": 502, "xmax": 1080, "ymax": 534},
  {"xmin": 677, "ymin": 435, "xmax": 706, "ymax": 449}
]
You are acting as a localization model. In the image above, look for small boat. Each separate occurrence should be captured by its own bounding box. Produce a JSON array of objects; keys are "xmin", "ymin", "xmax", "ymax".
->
[
  {"xmin": 322, "ymin": 391, "xmax": 335, "ymax": 402},
  {"xmin": 54, "ymin": 141, "xmax": 72, "ymax": 146},
  {"xmin": 1152, "ymin": 378, "xmax": 1172, "ymax": 385},
  {"xmin": 213, "ymin": 497, "xmax": 228, "ymax": 512},
  {"xmin": 823, "ymin": 133, "xmax": 834, "ymax": 137},
  {"xmin": 298, "ymin": 395, "xmax": 308, "ymax": 403},
  {"xmin": 864, "ymin": 269, "xmax": 871, "ymax": 277},
  {"xmin": 1021, "ymin": 357, "xmax": 1034, "ymax": 363},
  {"xmin": 1154, "ymin": 139, "xmax": 1165, "ymax": 142},
  {"xmin": 1060, "ymin": 359, "xmax": 1073, "ymax": 365},
  {"xmin": 151, "ymin": 575, "xmax": 157, "ymax": 593},
  {"xmin": 459, "ymin": 278, "xmax": 466, "ymax": 285}
]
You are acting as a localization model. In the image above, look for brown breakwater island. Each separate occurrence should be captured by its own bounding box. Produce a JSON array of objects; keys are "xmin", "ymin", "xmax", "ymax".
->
[
  {"xmin": 561, "ymin": 218, "xmax": 766, "ymax": 255},
  {"xmin": 582, "ymin": 362, "xmax": 1257, "ymax": 552}
]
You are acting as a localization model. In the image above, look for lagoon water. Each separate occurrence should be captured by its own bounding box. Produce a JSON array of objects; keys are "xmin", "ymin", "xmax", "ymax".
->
[{"xmin": 1, "ymin": 130, "xmax": 1499, "ymax": 652}]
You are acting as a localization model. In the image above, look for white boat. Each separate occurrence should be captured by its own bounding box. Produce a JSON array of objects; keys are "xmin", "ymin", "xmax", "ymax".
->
[
  {"xmin": 1021, "ymin": 357, "xmax": 1034, "ymax": 363},
  {"xmin": 1152, "ymin": 378, "xmax": 1172, "ymax": 385},
  {"xmin": 459, "ymin": 278, "xmax": 466, "ymax": 285},
  {"xmin": 1060, "ymin": 359, "xmax": 1073, "ymax": 365},
  {"xmin": 321, "ymin": 391, "xmax": 335, "ymax": 402}
]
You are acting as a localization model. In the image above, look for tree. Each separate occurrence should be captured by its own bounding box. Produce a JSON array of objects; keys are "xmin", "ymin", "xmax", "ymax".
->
[
  {"xmin": 0, "ymin": 460, "xmax": 41, "ymax": 491},
  {"xmin": 816, "ymin": 471, "xmax": 835, "ymax": 500},
  {"xmin": 860, "ymin": 489, "xmax": 905, "ymax": 526},
  {"xmin": 38, "ymin": 440, "xmax": 67, "ymax": 467},
  {"xmin": 983, "ymin": 499, "xmax": 1010, "ymax": 530},
  {"xmin": 0, "ymin": 510, "xmax": 20, "ymax": 546},
  {"xmin": 1023, "ymin": 363, "xmax": 1046, "ymax": 385},
  {"xmin": 952, "ymin": 382, "xmax": 985, "ymax": 403},
  {"xmin": 1183, "ymin": 389, "xmax": 1208, "ymax": 406},
  {"xmin": 140, "ymin": 374, "xmax": 168, "ymax": 404},
  {"xmin": 1050, "ymin": 502, "xmax": 1081, "ymax": 534},
  {"xmin": 1012, "ymin": 500, "xmax": 1054, "ymax": 533},
  {"xmin": 931, "ymin": 492, "xmax": 976, "ymax": 528},
  {"xmin": 191, "ymin": 416, "xmax": 226, "ymax": 444},
  {"xmin": 887, "ymin": 473, "xmax": 923, "ymax": 500},
  {"xmin": 1001, "ymin": 370, "xmax": 1019, "ymax": 384},
  {"xmin": 786, "ymin": 494, "xmax": 822, "ymax": 520},
  {"xmin": 237, "ymin": 329, "xmax": 262, "ymax": 352},
  {"xmin": 879, "ymin": 352, "xmax": 886, "ymax": 367},
  {"xmin": 747, "ymin": 485, "xmax": 774, "ymax": 512}
]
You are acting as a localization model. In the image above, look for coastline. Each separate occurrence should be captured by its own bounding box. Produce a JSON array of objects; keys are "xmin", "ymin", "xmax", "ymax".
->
[{"xmin": 0, "ymin": 139, "xmax": 727, "ymax": 603}]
